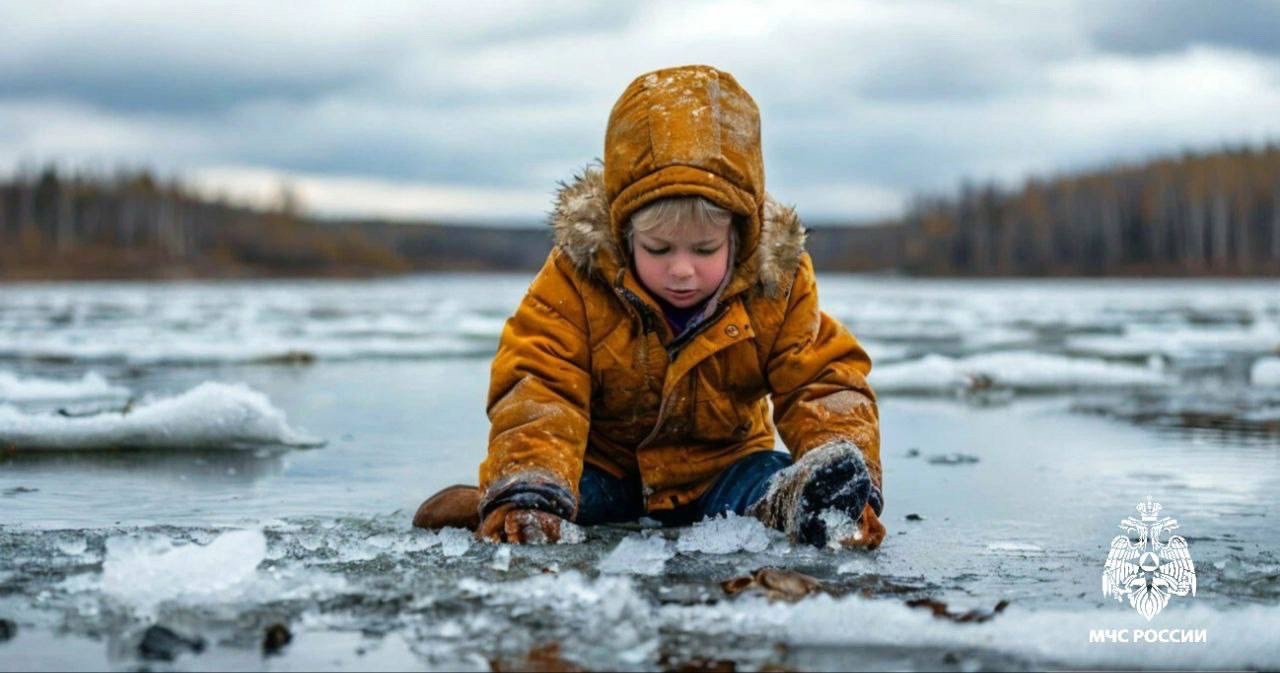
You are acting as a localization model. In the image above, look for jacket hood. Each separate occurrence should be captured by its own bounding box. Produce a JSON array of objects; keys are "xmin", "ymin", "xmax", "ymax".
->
[{"xmin": 550, "ymin": 165, "xmax": 806, "ymax": 299}]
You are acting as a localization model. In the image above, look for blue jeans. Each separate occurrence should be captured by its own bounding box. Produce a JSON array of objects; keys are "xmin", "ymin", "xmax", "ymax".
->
[{"xmin": 575, "ymin": 450, "xmax": 792, "ymax": 526}]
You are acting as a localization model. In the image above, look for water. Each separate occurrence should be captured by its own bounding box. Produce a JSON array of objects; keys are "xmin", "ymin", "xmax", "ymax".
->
[{"xmin": 1, "ymin": 275, "xmax": 1278, "ymax": 670}]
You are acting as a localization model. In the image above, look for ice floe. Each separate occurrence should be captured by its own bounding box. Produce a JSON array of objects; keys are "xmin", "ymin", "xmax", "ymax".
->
[
  {"xmin": 871, "ymin": 351, "xmax": 1168, "ymax": 393},
  {"xmin": 0, "ymin": 370, "xmax": 129, "ymax": 402},
  {"xmin": 1067, "ymin": 324, "xmax": 1280, "ymax": 359},
  {"xmin": 0, "ymin": 382, "xmax": 322, "ymax": 450},
  {"xmin": 0, "ymin": 334, "xmax": 491, "ymax": 366}
]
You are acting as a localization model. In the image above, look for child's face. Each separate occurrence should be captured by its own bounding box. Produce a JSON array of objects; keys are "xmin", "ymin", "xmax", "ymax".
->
[{"xmin": 632, "ymin": 221, "xmax": 731, "ymax": 309}]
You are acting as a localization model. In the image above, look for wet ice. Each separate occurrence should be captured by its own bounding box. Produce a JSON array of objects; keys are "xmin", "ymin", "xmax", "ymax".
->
[{"xmin": 2, "ymin": 276, "xmax": 1279, "ymax": 671}]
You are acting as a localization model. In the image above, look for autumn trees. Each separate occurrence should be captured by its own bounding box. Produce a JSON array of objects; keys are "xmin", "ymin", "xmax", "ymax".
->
[
  {"xmin": 899, "ymin": 145, "xmax": 1280, "ymax": 276},
  {"xmin": 0, "ymin": 167, "xmax": 404, "ymax": 279}
]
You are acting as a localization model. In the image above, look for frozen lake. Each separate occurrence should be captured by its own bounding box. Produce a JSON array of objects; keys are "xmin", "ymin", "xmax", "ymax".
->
[{"xmin": 1, "ymin": 274, "xmax": 1278, "ymax": 670}]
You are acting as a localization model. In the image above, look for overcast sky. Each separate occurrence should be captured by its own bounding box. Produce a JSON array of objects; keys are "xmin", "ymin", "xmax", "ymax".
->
[{"xmin": 3, "ymin": 0, "xmax": 1280, "ymax": 224}]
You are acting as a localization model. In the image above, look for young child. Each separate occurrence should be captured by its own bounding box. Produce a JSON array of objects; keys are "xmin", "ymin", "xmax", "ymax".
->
[{"xmin": 416, "ymin": 64, "xmax": 884, "ymax": 549}]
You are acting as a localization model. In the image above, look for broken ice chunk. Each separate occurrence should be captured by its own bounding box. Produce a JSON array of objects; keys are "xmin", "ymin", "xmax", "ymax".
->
[
  {"xmin": 489, "ymin": 545, "xmax": 512, "ymax": 572},
  {"xmin": 598, "ymin": 534, "xmax": 672, "ymax": 576},
  {"xmin": 676, "ymin": 513, "xmax": 772, "ymax": 554},
  {"xmin": 558, "ymin": 521, "xmax": 585, "ymax": 544},
  {"xmin": 437, "ymin": 528, "xmax": 472, "ymax": 558}
]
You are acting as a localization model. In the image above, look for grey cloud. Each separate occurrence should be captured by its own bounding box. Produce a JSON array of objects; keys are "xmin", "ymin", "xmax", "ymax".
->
[
  {"xmin": 0, "ymin": 67, "xmax": 355, "ymax": 115},
  {"xmin": 1088, "ymin": 0, "xmax": 1280, "ymax": 56},
  {"xmin": 2, "ymin": 1, "xmax": 1279, "ymax": 223},
  {"xmin": 451, "ymin": 2, "xmax": 638, "ymax": 48},
  {"xmin": 853, "ymin": 54, "xmax": 1035, "ymax": 103}
]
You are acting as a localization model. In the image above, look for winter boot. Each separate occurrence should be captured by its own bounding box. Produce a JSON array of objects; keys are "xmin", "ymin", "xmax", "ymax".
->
[
  {"xmin": 412, "ymin": 484, "xmax": 481, "ymax": 531},
  {"xmin": 747, "ymin": 440, "xmax": 876, "ymax": 547}
]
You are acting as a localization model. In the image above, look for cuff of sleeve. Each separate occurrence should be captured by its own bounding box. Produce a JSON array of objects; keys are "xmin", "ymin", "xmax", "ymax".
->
[{"xmin": 479, "ymin": 469, "xmax": 577, "ymax": 521}]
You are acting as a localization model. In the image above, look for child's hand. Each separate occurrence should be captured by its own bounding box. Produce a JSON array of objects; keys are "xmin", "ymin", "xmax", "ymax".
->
[{"xmin": 476, "ymin": 504, "xmax": 563, "ymax": 544}]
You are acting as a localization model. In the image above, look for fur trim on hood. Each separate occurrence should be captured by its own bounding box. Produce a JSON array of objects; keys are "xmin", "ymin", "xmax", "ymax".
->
[{"xmin": 549, "ymin": 165, "xmax": 807, "ymax": 298}]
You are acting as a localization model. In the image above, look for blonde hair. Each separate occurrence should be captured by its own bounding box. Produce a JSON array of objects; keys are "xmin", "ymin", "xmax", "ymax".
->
[{"xmin": 626, "ymin": 196, "xmax": 736, "ymax": 250}]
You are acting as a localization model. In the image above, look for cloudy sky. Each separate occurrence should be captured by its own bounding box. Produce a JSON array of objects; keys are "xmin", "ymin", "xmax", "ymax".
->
[{"xmin": 3, "ymin": 0, "xmax": 1280, "ymax": 224}]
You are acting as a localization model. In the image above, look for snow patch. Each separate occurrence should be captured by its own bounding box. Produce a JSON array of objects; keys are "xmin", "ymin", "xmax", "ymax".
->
[
  {"xmin": 872, "ymin": 351, "xmax": 1168, "ymax": 393},
  {"xmin": 0, "ymin": 382, "xmax": 323, "ymax": 450}
]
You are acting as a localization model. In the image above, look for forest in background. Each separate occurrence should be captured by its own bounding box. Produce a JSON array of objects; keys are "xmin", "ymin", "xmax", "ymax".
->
[
  {"xmin": 897, "ymin": 144, "xmax": 1280, "ymax": 276},
  {"xmin": 2, "ymin": 144, "xmax": 1279, "ymax": 279}
]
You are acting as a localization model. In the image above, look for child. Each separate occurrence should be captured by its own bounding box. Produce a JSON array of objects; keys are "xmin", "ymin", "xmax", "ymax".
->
[{"xmin": 415, "ymin": 65, "xmax": 884, "ymax": 549}]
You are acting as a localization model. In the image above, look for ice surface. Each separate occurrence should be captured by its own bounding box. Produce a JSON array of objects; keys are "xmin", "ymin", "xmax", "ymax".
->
[
  {"xmin": 598, "ymin": 534, "xmax": 673, "ymax": 575},
  {"xmin": 4, "ymin": 278, "xmax": 1280, "ymax": 670},
  {"xmin": 0, "ymin": 370, "xmax": 129, "ymax": 402},
  {"xmin": 676, "ymin": 513, "xmax": 773, "ymax": 554},
  {"xmin": 1252, "ymin": 356, "xmax": 1280, "ymax": 386},
  {"xmin": 0, "ymin": 334, "xmax": 490, "ymax": 365},
  {"xmin": 0, "ymin": 279, "xmax": 528, "ymax": 366},
  {"xmin": 872, "ymin": 351, "xmax": 1168, "ymax": 393},
  {"xmin": 770, "ymin": 595, "xmax": 1280, "ymax": 670},
  {"xmin": 1068, "ymin": 324, "xmax": 1280, "ymax": 359},
  {"xmin": 55, "ymin": 537, "xmax": 88, "ymax": 557},
  {"xmin": 465, "ymin": 570, "xmax": 659, "ymax": 665},
  {"xmin": 102, "ymin": 529, "xmax": 266, "ymax": 611},
  {"xmin": 985, "ymin": 542, "xmax": 1045, "ymax": 555},
  {"xmin": 0, "ymin": 381, "xmax": 323, "ymax": 450}
]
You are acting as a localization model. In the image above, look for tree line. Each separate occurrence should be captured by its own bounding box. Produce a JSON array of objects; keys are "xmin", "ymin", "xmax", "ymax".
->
[
  {"xmin": 0, "ymin": 167, "xmax": 406, "ymax": 279},
  {"xmin": 4, "ymin": 143, "xmax": 1280, "ymax": 279},
  {"xmin": 895, "ymin": 144, "xmax": 1280, "ymax": 276}
]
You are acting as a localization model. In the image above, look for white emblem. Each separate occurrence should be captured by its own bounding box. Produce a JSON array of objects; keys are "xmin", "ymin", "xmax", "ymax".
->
[{"xmin": 1102, "ymin": 496, "xmax": 1197, "ymax": 621}]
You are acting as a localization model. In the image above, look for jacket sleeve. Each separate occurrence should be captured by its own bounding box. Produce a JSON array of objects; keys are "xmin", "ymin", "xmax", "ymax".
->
[
  {"xmin": 765, "ymin": 254, "xmax": 883, "ymax": 513},
  {"xmin": 477, "ymin": 249, "xmax": 592, "ymax": 520}
]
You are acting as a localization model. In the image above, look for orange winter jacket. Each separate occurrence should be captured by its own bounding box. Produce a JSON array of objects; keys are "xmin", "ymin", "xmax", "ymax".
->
[{"xmin": 478, "ymin": 65, "xmax": 883, "ymax": 531}]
